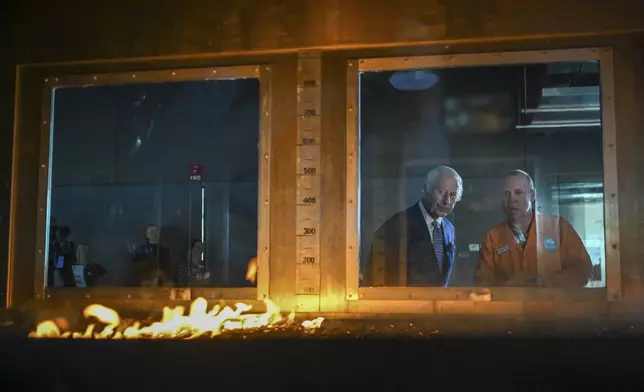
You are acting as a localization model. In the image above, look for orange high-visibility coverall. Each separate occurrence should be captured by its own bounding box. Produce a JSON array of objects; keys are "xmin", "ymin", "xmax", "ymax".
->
[{"xmin": 475, "ymin": 213, "xmax": 593, "ymax": 288}]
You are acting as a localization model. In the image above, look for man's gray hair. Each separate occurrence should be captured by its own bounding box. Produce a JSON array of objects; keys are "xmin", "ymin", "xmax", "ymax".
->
[
  {"xmin": 425, "ymin": 165, "xmax": 463, "ymax": 201},
  {"xmin": 506, "ymin": 169, "xmax": 535, "ymax": 190}
]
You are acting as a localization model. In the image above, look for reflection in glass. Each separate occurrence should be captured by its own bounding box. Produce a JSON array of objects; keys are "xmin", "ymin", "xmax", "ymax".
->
[
  {"xmin": 358, "ymin": 60, "xmax": 605, "ymax": 289},
  {"xmin": 47, "ymin": 78, "xmax": 260, "ymax": 288}
]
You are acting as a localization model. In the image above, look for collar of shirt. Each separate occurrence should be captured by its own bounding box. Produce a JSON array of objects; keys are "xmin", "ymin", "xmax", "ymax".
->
[
  {"xmin": 509, "ymin": 211, "xmax": 534, "ymax": 248},
  {"xmin": 512, "ymin": 229, "xmax": 527, "ymax": 246},
  {"xmin": 417, "ymin": 201, "xmax": 442, "ymax": 239}
]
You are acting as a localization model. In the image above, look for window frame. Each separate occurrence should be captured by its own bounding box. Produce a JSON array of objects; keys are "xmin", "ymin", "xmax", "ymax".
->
[
  {"xmin": 34, "ymin": 65, "xmax": 272, "ymax": 302},
  {"xmin": 345, "ymin": 48, "xmax": 620, "ymax": 303}
]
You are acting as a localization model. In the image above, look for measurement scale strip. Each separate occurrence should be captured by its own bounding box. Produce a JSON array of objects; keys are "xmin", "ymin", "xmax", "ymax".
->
[{"xmin": 295, "ymin": 53, "xmax": 322, "ymax": 309}]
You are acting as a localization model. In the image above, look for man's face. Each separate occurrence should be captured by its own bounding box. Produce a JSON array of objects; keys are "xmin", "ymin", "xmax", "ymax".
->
[
  {"xmin": 193, "ymin": 241, "xmax": 205, "ymax": 254},
  {"xmin": 502, "ymin": 175, "xmax": 535, "ymax": 222},
  {"xmin": 146, "ymin": 226, "xmax": 160, "ymax": 244},
  {"xmin": 423, "ymin": 173, "xmax": 460, "ymax": 219},
  {"xmin": 55, "ymin": 229, "xmax": 67, "ymax": 242}
]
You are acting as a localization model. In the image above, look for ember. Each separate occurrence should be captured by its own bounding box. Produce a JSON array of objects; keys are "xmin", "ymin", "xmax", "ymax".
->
[
  {"xmin": 246, "ymin": 257, "xmax": 258, "ymax": 284},
  {"xmin": 29, "ymin": 297, "xmax": 324, "ymax": 339}
]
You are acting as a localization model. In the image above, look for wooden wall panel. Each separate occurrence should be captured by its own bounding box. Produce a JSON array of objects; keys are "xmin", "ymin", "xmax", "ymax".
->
[
  {"xmin": 3, "ymin": 0, "xmax": 643, "ymax": 64},
  {"xmin": 6, "ymin": 67, "xmax": 45, "ymax": 308},
  {"xmin": 613, "ymin": 33, "xmax": 644, "ymax": 311},
  {"xmin": 268, "ymin": 56, "xmax": 298, "ymax": 311},
  {"xmin": 319, "ymin": 54, "xmax": 348, "ymax": 312}
]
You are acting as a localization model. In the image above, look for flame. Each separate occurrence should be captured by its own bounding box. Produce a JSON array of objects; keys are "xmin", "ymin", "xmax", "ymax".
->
[
  {"xmin": 246, "ymin": 257, "xmax": 258, "ymax": 284},
  {"xmin": 29, "ymin": 297, "xmax": 324, "ymax": 339}
]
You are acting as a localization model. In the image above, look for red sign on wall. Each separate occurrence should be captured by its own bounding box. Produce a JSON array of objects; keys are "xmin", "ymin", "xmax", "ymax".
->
[{"xmin": 189, "ymin": 164, "xmax": 203, "ymax": 181}]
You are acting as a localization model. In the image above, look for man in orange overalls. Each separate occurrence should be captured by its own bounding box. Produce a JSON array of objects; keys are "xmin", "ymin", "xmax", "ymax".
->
[{"xmin": 475, "ymin": 170, "xmax": 592, "ymax": 288}]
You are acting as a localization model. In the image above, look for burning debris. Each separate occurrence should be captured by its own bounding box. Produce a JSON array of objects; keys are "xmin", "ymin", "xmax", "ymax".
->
[
  {"xmin": 29, "ymin": 297, "xmax": 325, "ymax": 340},
  {"xmin": 28, "ymin": 257, "xmax": 325, "ymax": 339}
]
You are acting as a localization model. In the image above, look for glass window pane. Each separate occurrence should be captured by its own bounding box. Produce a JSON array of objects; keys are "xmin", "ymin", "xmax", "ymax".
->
[
  {"xmin": 358, "ymin": 60, "xmax": 604, "ymax": 289},
  {"xmin": 47, "ymin": 78, "xmax": 260, "ymax": 288}
]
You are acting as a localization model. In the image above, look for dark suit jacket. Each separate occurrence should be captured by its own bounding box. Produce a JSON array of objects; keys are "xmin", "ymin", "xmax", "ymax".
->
[
  {"xmin": 131, "ymin": 243, "xmax": 172, "ymax": 286},
  {"xmin": 362, "ymin": 204, "xmax": 456, "ymax": 287}
]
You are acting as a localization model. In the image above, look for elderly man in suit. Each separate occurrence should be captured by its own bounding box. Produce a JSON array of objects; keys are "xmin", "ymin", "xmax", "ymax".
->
[{"xmin": 362, "ymin": 165, "xmax": 463, "ymax": 287}]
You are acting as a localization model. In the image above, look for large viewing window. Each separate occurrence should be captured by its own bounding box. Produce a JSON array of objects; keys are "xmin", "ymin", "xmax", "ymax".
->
[
  {"xmin": 35, "ymin": 66, "xmax": 271, "ymax": 298},
  {"xmin": 346, "ymin": 49, "xmax": 620, "ymax": 301}
]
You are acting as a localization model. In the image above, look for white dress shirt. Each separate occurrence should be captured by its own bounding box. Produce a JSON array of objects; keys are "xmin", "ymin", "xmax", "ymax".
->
[{"xmin": 417, "ymin": 201, "xmax": 443, "ymax": 244}]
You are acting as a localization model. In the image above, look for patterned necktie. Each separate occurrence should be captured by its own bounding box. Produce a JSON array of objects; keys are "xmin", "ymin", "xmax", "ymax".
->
[{"xmin": 432, "ymin": 221, "xmax": 445, "ymax": 271}]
